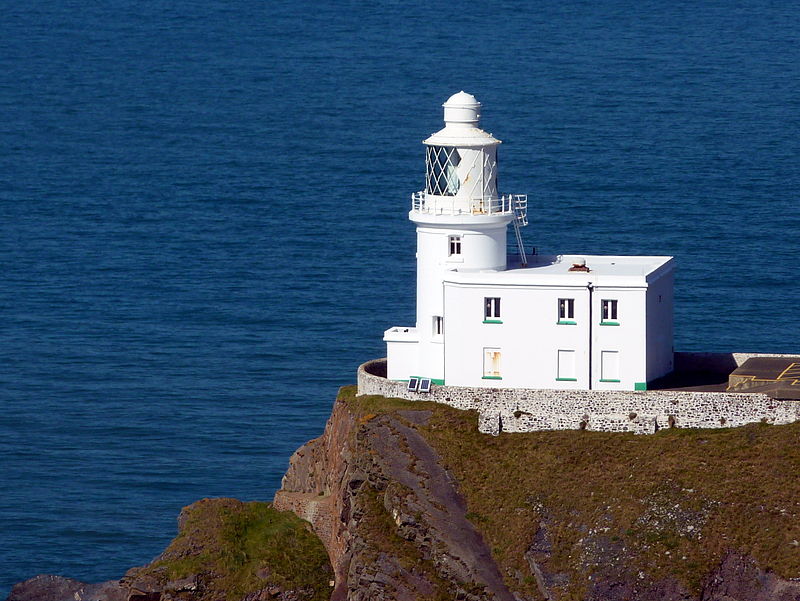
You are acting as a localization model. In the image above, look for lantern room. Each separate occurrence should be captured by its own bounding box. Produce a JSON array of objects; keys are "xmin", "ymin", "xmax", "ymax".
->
[{"xmin": 414, "ymin": 91, "xmax": 506, "ymax": 216}]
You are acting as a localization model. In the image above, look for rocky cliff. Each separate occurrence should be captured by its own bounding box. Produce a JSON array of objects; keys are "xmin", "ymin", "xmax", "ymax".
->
[
  {"xmin": 8, "ymin": 386, "xmax": 800, "ymax": 601},
  {"xmin": 275, "ymin": 386, "xmax": 800, "ymax": 601}
]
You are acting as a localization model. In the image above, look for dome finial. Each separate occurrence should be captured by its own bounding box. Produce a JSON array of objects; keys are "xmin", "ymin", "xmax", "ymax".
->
[{"xmin": 443, "ymin": 91, "xmax": 481, "ymax": 125}]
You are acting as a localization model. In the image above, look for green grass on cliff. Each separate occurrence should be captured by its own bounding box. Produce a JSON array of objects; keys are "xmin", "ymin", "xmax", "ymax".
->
[
  {"xmin": 131, "ymin": 498, "xmax": 332, "ymax": 601},
  {"xmin": 340, "ymin": 386, "xmax": 800, "ymax": 599}
]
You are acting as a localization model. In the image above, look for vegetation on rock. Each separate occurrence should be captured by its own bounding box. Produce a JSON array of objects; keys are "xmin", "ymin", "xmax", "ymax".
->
[{"xmin": 124, "ymin": 498, "xmax": 332, "ymax": 601}]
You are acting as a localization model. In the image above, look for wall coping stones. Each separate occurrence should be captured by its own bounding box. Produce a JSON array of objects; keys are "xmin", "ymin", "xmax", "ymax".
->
[{"xmin": 357, "ymin": 355, "xmax": 800, "ymax": 435}]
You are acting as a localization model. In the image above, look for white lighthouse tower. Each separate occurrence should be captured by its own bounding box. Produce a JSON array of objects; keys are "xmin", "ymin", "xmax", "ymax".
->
[{"xmin": 384, "ymin": 91, "xmax": 528, "ymax": 383}]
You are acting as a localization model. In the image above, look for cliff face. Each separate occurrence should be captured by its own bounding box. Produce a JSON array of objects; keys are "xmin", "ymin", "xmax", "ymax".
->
[
  {"xmin": 275, "ymin": 387, "xmax": 800, "ymax": 601},
  {"xmin": 9, "ymin": 387, "xmax": 800, "ymax": 601},
  {"xmin": 274, "ymin": 399, "xmax": 515, "ymax": 601}
]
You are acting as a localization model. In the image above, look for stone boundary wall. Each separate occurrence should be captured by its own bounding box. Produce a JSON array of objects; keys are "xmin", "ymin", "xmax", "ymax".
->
[
  {"xmin": 674, "ymin": 351, "xmax": 799, "ymax": 372},
  {"xmin": 356, "ymin": 356, "xmax": 800, "ymax": 435}
]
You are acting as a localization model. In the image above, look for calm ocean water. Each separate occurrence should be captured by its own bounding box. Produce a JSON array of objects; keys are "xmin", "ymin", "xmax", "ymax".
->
[{"xmin": 1, "ymin": 0, "xmax": 798, "ymax": 595}]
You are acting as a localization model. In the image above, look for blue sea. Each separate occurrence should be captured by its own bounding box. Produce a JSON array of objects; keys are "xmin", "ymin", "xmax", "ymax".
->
[{"xmin": 1, "ymin": 0, "xmax": 798, "ymax": 596}]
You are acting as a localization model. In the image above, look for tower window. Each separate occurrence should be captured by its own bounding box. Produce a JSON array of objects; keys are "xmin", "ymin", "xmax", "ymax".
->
[
  {"xmin": 558, "ymin": 298, "xmax": 575, "ymax": 323},
  {"xmin": 601, "ymin": 299, "xmax": 619, "ymax": 323},
  {"xmin": 426, "ymin": 146, "xmax": 460, "ymax": 196},
  {"xmin": 484, "ymin": 297, "xmax": 501, "ymax": 322},
  {"xmin": 433, "ymin": 316, "xmax": 444, "ymax": 336},
  {"xmin": 448, "ymin": 235, "xmax": 462, "ymax": 256}
]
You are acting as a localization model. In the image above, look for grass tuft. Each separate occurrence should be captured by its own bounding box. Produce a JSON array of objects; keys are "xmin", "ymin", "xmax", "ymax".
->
[{"xmin": 133, "ymin": 498, "xmax": 332, "ymax": 601}]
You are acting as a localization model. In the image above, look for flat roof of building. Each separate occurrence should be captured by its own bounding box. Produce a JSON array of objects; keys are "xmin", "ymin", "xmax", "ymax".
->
[{"xmin": 445, "ymin": 254, "xmax": 673, "ymax": 287}]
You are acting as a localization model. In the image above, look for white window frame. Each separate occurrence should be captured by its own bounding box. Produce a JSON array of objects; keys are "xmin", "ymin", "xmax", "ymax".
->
[
  {"xmin": 483, "ymin": 347, "xmax": 501, "ymax": 379},
  {"xmin": 601, "ymin": 299, "xmax": 619, "ymax": 324},
  {"xmin": 448, "ymin": 235, "xmax": 462, "ymax": 256},
  {"xmin": 557, "ymin": 349, "xmax": 577, "ymax": 382},
  {"xmin": 484, "ymin": 297, "xmax": 501, "ymax": 323},
  {"xmin": 558, "ymin": 298, "xmax": 575, "ymax": 323},
  {"xmin": 432, "ymin": 315, "xmax": 444, "ymax": 338},
  {"xmin": 600, "ymin": 350, "xmax": 620, "ymax": 382}
]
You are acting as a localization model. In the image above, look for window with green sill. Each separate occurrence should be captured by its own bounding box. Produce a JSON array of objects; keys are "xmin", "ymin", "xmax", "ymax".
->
[
  {"xmin": 558, "ymin": 297, "xmax": 576, "ymax": 324},
  {"xmin": 601, "ymin": 299, "xmax": 619, "ymax": 325},
  {"xmin": 557, "ymin": 349, "xmax": 576, "ymax": 382},
  {"xmin": 484, "ymin": 296, "xmax": 501, "ymax": 323},
  {"xmin": 601, "ymin": 350, "xmax": 620, "ymax": 382},
  {"xmin": 483, "ymin": 347, "xmax": 501, "ymax": 379}
]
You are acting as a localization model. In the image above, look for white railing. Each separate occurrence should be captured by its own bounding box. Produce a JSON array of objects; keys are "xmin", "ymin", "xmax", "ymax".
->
[{"xmin": 411, "ymin": 191, "xmax": 526, "ymax": 216}]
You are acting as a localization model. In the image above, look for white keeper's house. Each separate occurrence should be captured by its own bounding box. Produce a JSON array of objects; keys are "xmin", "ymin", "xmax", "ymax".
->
[{"xmin": 384, "ymin": 92, "xmax": 675, "ymax": 391}]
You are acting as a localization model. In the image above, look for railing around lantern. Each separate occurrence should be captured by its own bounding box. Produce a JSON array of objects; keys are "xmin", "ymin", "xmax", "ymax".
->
[{"xmin": 411, "ymin": 191, "xmax": 525, "ymax": 216}]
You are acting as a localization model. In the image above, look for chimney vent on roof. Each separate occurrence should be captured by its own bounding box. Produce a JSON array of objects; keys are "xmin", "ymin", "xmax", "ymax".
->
[{"xmin": 568, "ymin": 258, "xmax": 591, "ymax": 272}]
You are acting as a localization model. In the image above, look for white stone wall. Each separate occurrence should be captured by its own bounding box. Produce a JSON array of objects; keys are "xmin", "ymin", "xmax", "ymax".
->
[{"xmin": 357, "ymin": 358, "xmax": 800, "ymax": 436}]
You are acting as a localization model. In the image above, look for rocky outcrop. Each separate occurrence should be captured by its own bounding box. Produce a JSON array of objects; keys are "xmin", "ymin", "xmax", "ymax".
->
[
  {"xmin": 274, "ymin": 403, "xmax": 513, "ymax": 600},
  {"xmin": 273, "ymin": 390, "xmax": 357, "ymax": 595},
  {"xmin": 701, "ymin": 553, "xmax": 800, "ymax": 601},
  {"xmin": 6, "ymin": 575, "xmax": 126, "ymax": 601},
  {"xmin": 274, "ymin": 392, "xmax": 800, "ymax": 601},
  {"xmin": 7, "ymin": 499, "xmax": 331, "ymax": 601}
]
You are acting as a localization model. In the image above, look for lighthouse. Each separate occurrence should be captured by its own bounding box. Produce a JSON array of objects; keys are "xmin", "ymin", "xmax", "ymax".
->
[
  {"xmin": 385, "ymin": 91, "xmax": 528, "ymax": 383},
  {"xmin": 384, "ymin": 92, "xmax": 674, "ymax": 391}
]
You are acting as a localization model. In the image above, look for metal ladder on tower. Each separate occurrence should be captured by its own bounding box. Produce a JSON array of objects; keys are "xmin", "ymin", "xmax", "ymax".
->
[{"xmin": 511, "ymin": 195, "xmax": 528, "ymax": 266}]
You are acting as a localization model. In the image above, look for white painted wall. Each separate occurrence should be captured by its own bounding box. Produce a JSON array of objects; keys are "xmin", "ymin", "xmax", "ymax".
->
[
  {"xmin": 443, "ymin": 282, "xmax": 596, "ymax": 389},
  {"xmin": 411, "ymin": 214, "xmax": 511, "ymax": 382},
  {"xmin": 646, "ymin": 268, "xmax": 675, "ymax": 382},
  {"xmin": 591, "ymin": 285, "xmax": 647, "ymax": 389},
  {"xmin": 384, "ymin": 327, "xmax": 419, "ymax": 381},
  {"xmin": 441, "ymin": 266, "xmax": 675, "ymax": 391}
]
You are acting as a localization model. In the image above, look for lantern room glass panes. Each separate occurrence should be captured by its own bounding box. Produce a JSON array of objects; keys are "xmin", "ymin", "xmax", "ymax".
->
[{"xmin": 426, "ymin": 146, "xmax": 460, "ymax": 196}]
